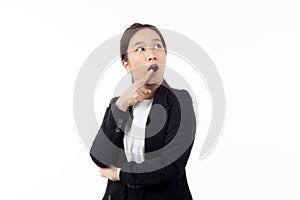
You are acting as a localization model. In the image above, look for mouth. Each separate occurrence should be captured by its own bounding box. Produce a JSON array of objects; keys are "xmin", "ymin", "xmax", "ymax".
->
[{"xmin": 148, "ymin": 64, "xmax": 159, "ymax": 72}]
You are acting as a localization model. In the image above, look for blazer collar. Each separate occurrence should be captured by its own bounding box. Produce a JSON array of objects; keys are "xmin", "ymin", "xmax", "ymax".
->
[{"xmin": 151, "ymin": 79, "xmax": 171, "ymax": 108}]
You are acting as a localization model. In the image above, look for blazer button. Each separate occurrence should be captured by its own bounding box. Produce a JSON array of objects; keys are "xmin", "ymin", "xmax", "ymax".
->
[
  {"xmin": 118, "ymin": 118, "xmax": 123, "ymax": 123},
  {"xmin": 115, "ymin": 127, "xmax": 120, "ymax": 133},
  {"xmin": 117, "ymin": 123, "xmax": 122, "ymax": 128},
  {"xmin": 127, "ymin": 183, "xmax": 135, "ymax": 188},
  {"xmin": 107, "ymin": 194, "xmax": 111, "ymax": 200}
]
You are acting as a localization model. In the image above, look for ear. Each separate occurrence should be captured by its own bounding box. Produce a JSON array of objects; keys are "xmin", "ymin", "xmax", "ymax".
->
[{"xmin": 122, "ymin": 60, "xmax": 130, "ymax": 72}]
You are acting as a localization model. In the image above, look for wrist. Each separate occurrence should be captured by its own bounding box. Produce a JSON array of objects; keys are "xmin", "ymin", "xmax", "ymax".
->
[{"xmin": 116, "ymin": 98, "xmax": 128, "ymax": 112}]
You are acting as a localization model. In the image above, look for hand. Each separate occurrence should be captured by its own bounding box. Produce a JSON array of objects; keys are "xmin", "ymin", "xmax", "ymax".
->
[
  {"xmin": 98, "ymin": 166, "xmax": 120, "ymax": 181},
  {"xmin": 116, "ymin": 69, "xmax": 153, "ymax": 111}
]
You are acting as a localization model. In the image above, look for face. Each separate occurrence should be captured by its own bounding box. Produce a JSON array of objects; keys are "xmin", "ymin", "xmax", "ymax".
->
[{"xmin": 122, "ymin": 28, "xmax": 167, "ymax": 85}]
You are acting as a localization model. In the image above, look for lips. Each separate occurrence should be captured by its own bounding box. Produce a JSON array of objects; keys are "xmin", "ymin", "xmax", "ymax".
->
[{"xmin": 148, "ymin": 64, "xmax": 159, "ymax": 72}]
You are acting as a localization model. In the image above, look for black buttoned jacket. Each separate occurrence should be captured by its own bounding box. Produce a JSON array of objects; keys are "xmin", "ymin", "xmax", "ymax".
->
[{"xmin": 90, "ymin": 80, "xmax": 196, "ymax": 200}]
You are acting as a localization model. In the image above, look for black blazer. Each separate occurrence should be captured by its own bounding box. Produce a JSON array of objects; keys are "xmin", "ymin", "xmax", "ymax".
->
[{"xmin": 90, "ymin": 80, "xmax": 196, "ymax": 200}]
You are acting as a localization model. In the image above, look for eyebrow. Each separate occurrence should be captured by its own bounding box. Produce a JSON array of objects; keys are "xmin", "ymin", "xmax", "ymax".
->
[{"xmin": 131, "ymin": 38, "xmax": 162, "ymax": 48}]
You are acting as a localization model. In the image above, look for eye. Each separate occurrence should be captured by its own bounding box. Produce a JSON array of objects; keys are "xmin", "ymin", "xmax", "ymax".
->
[
  {"xmin": 136, "ymin": 46, "xmax": 145, "ymax": 52},
  {"xmin": 154, "ymin": 44, "xmax": 162, "ymax": 49}
]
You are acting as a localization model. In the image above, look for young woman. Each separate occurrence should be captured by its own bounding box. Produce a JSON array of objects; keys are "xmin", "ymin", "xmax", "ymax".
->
[{"xmin": 90, "ymin": 23, "xmax": 196, "ymax": 200}]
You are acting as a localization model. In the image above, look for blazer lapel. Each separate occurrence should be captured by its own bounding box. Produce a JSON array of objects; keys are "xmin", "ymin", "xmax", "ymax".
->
[{"xmin": 145, "ymin": 79, "xmax": 171, "ymax": 154}]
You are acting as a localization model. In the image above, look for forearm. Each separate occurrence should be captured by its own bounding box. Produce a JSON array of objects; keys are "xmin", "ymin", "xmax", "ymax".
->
[
  {"xmin": 119, "ymin": 143, "xmax": 194, "ymax": 187},
  {"xmin": 90, "ymin": 97, "xmax": 130, "ymax": 168}
]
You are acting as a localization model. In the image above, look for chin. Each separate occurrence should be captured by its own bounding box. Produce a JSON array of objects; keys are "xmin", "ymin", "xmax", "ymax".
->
[{"xmin": 146, "ymin": 78, "xmax": 163, "ymax": 86}]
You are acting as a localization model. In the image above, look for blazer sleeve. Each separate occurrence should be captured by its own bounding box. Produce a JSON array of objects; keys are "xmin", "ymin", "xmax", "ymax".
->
[
  {"xmin": 119, "ymin": 90, "xmax": 196, "ymax": 187},
  {"xmin": 90, "ymin": 97, "xmax": 129, "ymax": 168}
]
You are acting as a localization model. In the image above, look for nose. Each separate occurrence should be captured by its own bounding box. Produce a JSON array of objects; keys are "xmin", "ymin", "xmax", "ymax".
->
[{"xmin": 147, "ymin": 48, "xmax": 157, "ymax": 61}]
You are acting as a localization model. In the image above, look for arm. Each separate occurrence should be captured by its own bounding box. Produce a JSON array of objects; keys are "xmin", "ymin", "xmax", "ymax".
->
[
  {"xmin": 90, "ymin": 97, "xmax": 129, "ymax": 168},
  {"xmin": 119, "ymin": 90, "xmax": 196, "ymax": 187},
  {"xmin": 90, "ymin": 70, "xmax": 153, "ymax": 169}
]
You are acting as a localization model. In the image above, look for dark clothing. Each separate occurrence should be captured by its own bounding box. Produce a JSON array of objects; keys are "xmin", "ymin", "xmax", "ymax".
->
[{"xmin": 90, "ymin": 80, "xmax": 196, "ymax": 200}]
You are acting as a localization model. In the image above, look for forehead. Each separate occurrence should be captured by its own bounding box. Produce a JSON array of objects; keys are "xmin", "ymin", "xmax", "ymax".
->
[{"xmin": 129, "ymin": 28, "xmax": 161, "ymax": 46}]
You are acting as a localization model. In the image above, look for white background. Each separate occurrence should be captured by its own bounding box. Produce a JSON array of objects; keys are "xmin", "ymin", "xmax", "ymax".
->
[{"xmin": 1, "ymin": 0, "xmax": 300, "ymax": 199}]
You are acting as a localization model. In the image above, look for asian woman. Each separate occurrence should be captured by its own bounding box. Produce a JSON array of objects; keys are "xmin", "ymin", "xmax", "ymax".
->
[{"xmin": 90, "ymin": 23, "xmax": 196, "ymax": 200}]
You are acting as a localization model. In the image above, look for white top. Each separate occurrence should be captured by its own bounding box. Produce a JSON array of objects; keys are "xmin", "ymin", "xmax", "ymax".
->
[{"xmin": 123, "ymin": 99, "xmax": 153, "ymax": 163}]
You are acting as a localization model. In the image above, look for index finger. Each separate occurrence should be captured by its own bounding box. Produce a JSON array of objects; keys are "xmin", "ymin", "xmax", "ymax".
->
[{"xmin": 135, "ymin": 69, "xmax": 153, "ymax": 87}]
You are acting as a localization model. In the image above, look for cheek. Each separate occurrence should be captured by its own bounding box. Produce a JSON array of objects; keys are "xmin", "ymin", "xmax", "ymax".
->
[
  {"xmin": 158, "ymin": 52, "xmax": 166, "ymax": 62},
  {"xmin": 131, "ymin": 66, "xmax": 145, "ymax": 80},
  {"xmin": 128, "ymin": 53, "xmax": 145, "ymax": 66}
]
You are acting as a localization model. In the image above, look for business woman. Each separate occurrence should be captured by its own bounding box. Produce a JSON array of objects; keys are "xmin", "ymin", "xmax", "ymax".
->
[{"xmin": 90, "ymin": 23, "xmax": 196, "ymax": 200}]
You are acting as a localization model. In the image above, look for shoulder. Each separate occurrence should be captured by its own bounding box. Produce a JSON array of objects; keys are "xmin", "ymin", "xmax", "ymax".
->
[
  {"xmin": 160, "ymin": 80, "xmax": 191, "ymax": 100},
  {"xmin": 166, "ymin": 87, "xmax": 193, "ymax": 106}
]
